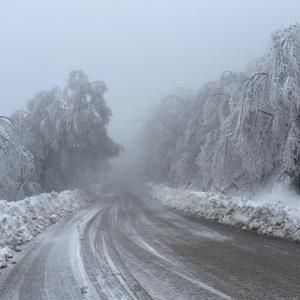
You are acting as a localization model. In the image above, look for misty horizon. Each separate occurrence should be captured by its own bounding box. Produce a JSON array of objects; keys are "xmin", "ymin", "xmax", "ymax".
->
[{"xmin": 1, "ymin": 1, "xmax": 300, "ymax": 146}]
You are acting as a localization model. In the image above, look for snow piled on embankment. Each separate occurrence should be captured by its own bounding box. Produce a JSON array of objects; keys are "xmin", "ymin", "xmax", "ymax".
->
[
  {"xmin": 152, "ymin": 184, "xmax": 300, "ymax": 242},
  {"xmin": 0, "ymin": 190, "xmax": 89, "ymax": 268}
]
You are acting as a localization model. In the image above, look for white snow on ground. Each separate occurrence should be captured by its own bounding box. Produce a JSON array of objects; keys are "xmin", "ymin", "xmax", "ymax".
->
[
  {"xmin": 151, "ymin": 184, "xmax": 300, "ymax": 243},
  {"xmin": 0, "ymin": 190, "xmax": 89, "ymax": 268}
]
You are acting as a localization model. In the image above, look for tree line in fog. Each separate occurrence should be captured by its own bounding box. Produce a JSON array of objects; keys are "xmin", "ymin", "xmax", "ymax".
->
[{"xmin": 142, "ymin": 25, "xmax": 300, "ymax": 194}]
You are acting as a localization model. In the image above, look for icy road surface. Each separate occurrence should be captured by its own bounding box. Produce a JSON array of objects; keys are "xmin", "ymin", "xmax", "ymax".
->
[{"xmin": 0, "ymin": 188, "xmax": 300, "ymax": 300}]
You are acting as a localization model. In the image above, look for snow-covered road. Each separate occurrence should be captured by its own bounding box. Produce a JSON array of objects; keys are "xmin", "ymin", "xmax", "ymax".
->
[{"xmin": 0, "ymin": 188, "xmax": 300, "ymax": 299}]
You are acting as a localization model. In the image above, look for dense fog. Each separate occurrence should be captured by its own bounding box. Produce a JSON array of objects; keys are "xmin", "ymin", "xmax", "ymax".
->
[
  {"xmin": 1, "ymin": 4, "xmax": 300, "ymax": 298},
  {"xmin": 1, "ymin": 1, "xmax": 300, "ymax": 145},
  {"xmin": 1, "ymin": 1, "xmax": 300, "ymax": 200}
]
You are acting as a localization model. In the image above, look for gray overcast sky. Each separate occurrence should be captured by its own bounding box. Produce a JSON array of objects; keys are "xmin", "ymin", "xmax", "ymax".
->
[{"xmin": 1, "ymin": 0, "xmax": 300, "ymax": 144}]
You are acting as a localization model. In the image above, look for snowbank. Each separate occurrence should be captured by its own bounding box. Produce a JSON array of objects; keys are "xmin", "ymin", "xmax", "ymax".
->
[
  {"xmin": 152, "ymin": 184, "xmax": 300, "ymax": 243},
  {"xmin": 0, "ymin": 190, "xmax": 89, "ymax": 268}
]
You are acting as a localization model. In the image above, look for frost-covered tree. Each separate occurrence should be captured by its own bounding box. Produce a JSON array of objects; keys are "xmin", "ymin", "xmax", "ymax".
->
[
  {"xmin": 142, "ymin": 89, "xmax": 195, "ymax": 184},
  {"xmin": 14, "ymin": 70, "xmax": 122, "ymax": 192},
  {"xmin": 142, "ymin": 24, "xmax": 300, "ymax": 193},
  {"xmin": 0, "ymin": 116, "xmax": 39, "ymax": 200}
]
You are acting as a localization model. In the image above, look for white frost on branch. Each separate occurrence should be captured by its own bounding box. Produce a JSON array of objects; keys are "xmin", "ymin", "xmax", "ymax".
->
[
  {"xmin": 12, "ymin": 70, "xmax": 122, "ymax": 193},
  {"xmin": 142, "ymin": 24, "xmax": 300, "ymax": 193},
  {"xmin": 0, "ymin": 116, "xmax": 38, "ymax": 200}
]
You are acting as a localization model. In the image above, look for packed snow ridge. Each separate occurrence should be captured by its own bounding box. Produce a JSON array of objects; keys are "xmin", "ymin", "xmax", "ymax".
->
[
  {"xmin": 151, "ymin": 184, "xmax": 300, "ymax": 243},
  {"xmin": 0, "ymin": 190, "xmax": 89, "ymax": 269}
]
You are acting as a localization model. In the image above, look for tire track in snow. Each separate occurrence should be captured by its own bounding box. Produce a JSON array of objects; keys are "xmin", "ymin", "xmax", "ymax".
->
[{"xmin": 80, "ymin": 200, "xmax": 152, "ymax": 299}]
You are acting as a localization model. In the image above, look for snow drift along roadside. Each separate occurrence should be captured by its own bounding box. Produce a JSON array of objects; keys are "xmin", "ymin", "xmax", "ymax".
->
[
  {"xmin": 0, "ymin": 190, "xmax": 89, "ymax": 268},
  {"xmin": 152, "ymin": 184, "xmax": 300, "ymax": 242}
]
